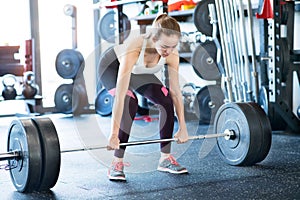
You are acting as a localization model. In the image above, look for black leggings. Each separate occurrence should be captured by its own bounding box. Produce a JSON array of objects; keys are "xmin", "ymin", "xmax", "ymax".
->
[{"xmin": 98, "ymin": 47, "xmax": 174, "ymax": 158}]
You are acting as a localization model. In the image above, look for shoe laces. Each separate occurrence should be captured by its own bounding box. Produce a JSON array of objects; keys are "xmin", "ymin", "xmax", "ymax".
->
[
  {"xmin": 167, "ymin": 155, "xmax": 179, "ymax": 166},
  {"xmin": 112, "ymin": 161, "xmax": 130, "ymax": 171}
]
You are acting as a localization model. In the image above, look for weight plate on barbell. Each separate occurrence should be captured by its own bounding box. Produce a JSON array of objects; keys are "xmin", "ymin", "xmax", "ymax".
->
[
  {"xmin": 97, "ymin": 10, "xmax": 131, "ymax": 43},
  {"xmin": 247, "ymin": 102, "xmax": 272, "ymax": 164},
  {"xmin": 55, "ymin": 49, "xmax": 84, "ymax": 79},
  {"xmin": 191, "ymin": 41, "xmax": 221, "ymax": 81},
  {"xmin": 95, "ymin": 88, "xmax": 114, "ymax": 116},
  {"xmin": 7, "ymin": 119, "xmax": 43, "ymax": 192},
  {"xmin": 214, "ymin": 102, "xmax": 264, "ymax": 166},
  {"xmin": 193, "ymin": 0, "xmax": 215, "ymax": 36},
  {"xmin": 31, "ymin": 117, "xmax": 61, "ymax": 191}
]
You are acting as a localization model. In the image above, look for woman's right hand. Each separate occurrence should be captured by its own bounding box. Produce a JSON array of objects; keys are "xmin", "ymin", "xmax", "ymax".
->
[{"xmin": 108, "ymin": 134, "xmax": 120, "ymax": 150}]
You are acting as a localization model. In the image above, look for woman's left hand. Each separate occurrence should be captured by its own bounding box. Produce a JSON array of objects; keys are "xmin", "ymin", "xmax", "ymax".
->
[{"xmin": 174, "ymin": 127, "xmax": 189, "ymax": 144}]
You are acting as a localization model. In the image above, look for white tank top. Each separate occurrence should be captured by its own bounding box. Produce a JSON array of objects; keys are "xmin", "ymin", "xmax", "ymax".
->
[{"xmin": 132, "ymin": 39, "xmax": 166, "ymax": 74}]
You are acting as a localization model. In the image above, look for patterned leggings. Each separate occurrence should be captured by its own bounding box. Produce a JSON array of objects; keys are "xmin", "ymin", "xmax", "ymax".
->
[{"xmin": 98, "ymin": 47, "xmax": 174, "ymax": 158}]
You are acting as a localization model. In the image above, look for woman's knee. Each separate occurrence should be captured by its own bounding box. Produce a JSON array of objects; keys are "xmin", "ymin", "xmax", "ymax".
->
[{"xmin": 109, "ymin": 88, "xmax": 138, "ymax": 117}]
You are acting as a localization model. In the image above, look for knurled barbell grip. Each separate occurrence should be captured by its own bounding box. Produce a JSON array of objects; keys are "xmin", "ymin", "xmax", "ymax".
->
[
  {"xmin": 61, "ymin": 138, "xmax": 178, "ymax": 153},
  {"xmin": 117, "ymin": 132, "xmax": 230, "ymax": 147}
]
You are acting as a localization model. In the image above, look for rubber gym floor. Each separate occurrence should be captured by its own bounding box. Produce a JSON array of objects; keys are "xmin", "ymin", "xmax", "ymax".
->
[{"xmin": 0, "ymin": 113, "xmax": 299, "ymax": 200}]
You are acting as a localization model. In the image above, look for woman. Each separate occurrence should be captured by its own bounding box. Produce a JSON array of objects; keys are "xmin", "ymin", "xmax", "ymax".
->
[{"xmin": 98, "ymin": 13, "xmax": 189, "ymax": 181}]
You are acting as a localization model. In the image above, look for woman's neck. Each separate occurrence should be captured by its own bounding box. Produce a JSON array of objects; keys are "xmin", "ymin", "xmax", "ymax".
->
[
  {"xmin": 145, "ymin": 47, "xmax": 157, "ymax": 54},
  {"xmin": 144, "ymin": 39, "xmax": 157, "ymax": 54}
]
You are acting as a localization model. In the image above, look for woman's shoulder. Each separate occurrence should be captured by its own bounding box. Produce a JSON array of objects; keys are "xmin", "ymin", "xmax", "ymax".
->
[
  {"xmin": 114, "ymin": 35, "xmax": 144, "ymax": 55},
  {"xmin": 127, "ymin": 35, "xmax": 145, "ymax": 49}
]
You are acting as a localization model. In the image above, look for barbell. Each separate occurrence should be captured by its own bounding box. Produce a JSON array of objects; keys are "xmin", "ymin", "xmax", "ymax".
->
[{"xmin": 0, "ymin": 102, "xmax": 272, "ymax": 193}]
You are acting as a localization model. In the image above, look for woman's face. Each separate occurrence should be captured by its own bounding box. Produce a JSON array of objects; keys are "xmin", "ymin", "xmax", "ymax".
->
[{"xmin": 154, "ymin": 33, "xmax": 179, "ymax": 58}]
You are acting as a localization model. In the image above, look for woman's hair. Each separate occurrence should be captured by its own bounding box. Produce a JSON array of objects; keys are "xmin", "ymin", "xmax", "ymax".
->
[{"xmin": 151, "ymin": 13, "xmax": 181, "ymax": 39}]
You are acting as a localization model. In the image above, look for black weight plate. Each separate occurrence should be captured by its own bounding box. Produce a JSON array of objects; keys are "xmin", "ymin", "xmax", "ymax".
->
[
  {"xmin": 191, "ymin": 41, "xmax": 221, "ymax": 81},
  {"xmin": 7, "ymin": 119, "xmax": 43, "ymax": 192},
  {"xmin": 95, "ymin": 88, "xmax": 114, "ymax": 116},
  {"xmin": 281, "ymin": 3, "xmax": 288, "ymax": 24},
  {"xmin": 247, "ymin": 102, "xmax": 272, "ymax": 163},
  {"xmin": 97, "ymin": 10, "xmax": 131, "ymax": 43},
  {"xmin": 54, "ymin": 84, "xmax": 74, "ymax": 114},
  {"xmin": 193, "ymin": 0, "xmax": 215, "ymax": 36},
  {"xmin": 31, "ymin": 117, "xmax": 61, "ymax": 191},
  {"xmin": 55, "ymin": 49, "xmax": 84, "ymax": 79},
  {"xmin": 279, "ymin": 38, "xmax": 290, "ymax": 82},
  {"xmin": 195, "ymin": 85, "xmax": 225, "ymax": 124},
  {"xmin": 195, "ymin": 86, "xmax": 210, "ymax": 123},
  {"xmin": 214, "ymin": 102, "xmax": 263, "ymax": 166}
]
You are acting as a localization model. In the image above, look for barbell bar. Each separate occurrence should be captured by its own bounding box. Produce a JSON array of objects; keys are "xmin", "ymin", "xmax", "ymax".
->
[
  {"xmin": 0, "ymin": 102, "xmax": 272, "ymax": 193},
  {"xmin": 0, "ymin": 131, "xmax": 233, "ymax": 159},
  {"xmin": 60, "ymin": 131, "xmax": 233, "ymax": 153}
]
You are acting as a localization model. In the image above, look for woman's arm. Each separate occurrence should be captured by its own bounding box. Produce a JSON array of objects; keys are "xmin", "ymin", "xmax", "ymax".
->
[
  {"xmin": 166, "ymin": 50, "xmax": 189, "ymax": 143},
  {"xmin": 108, "ymin": 39, "xmax": 142, "ymax": 149}
]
